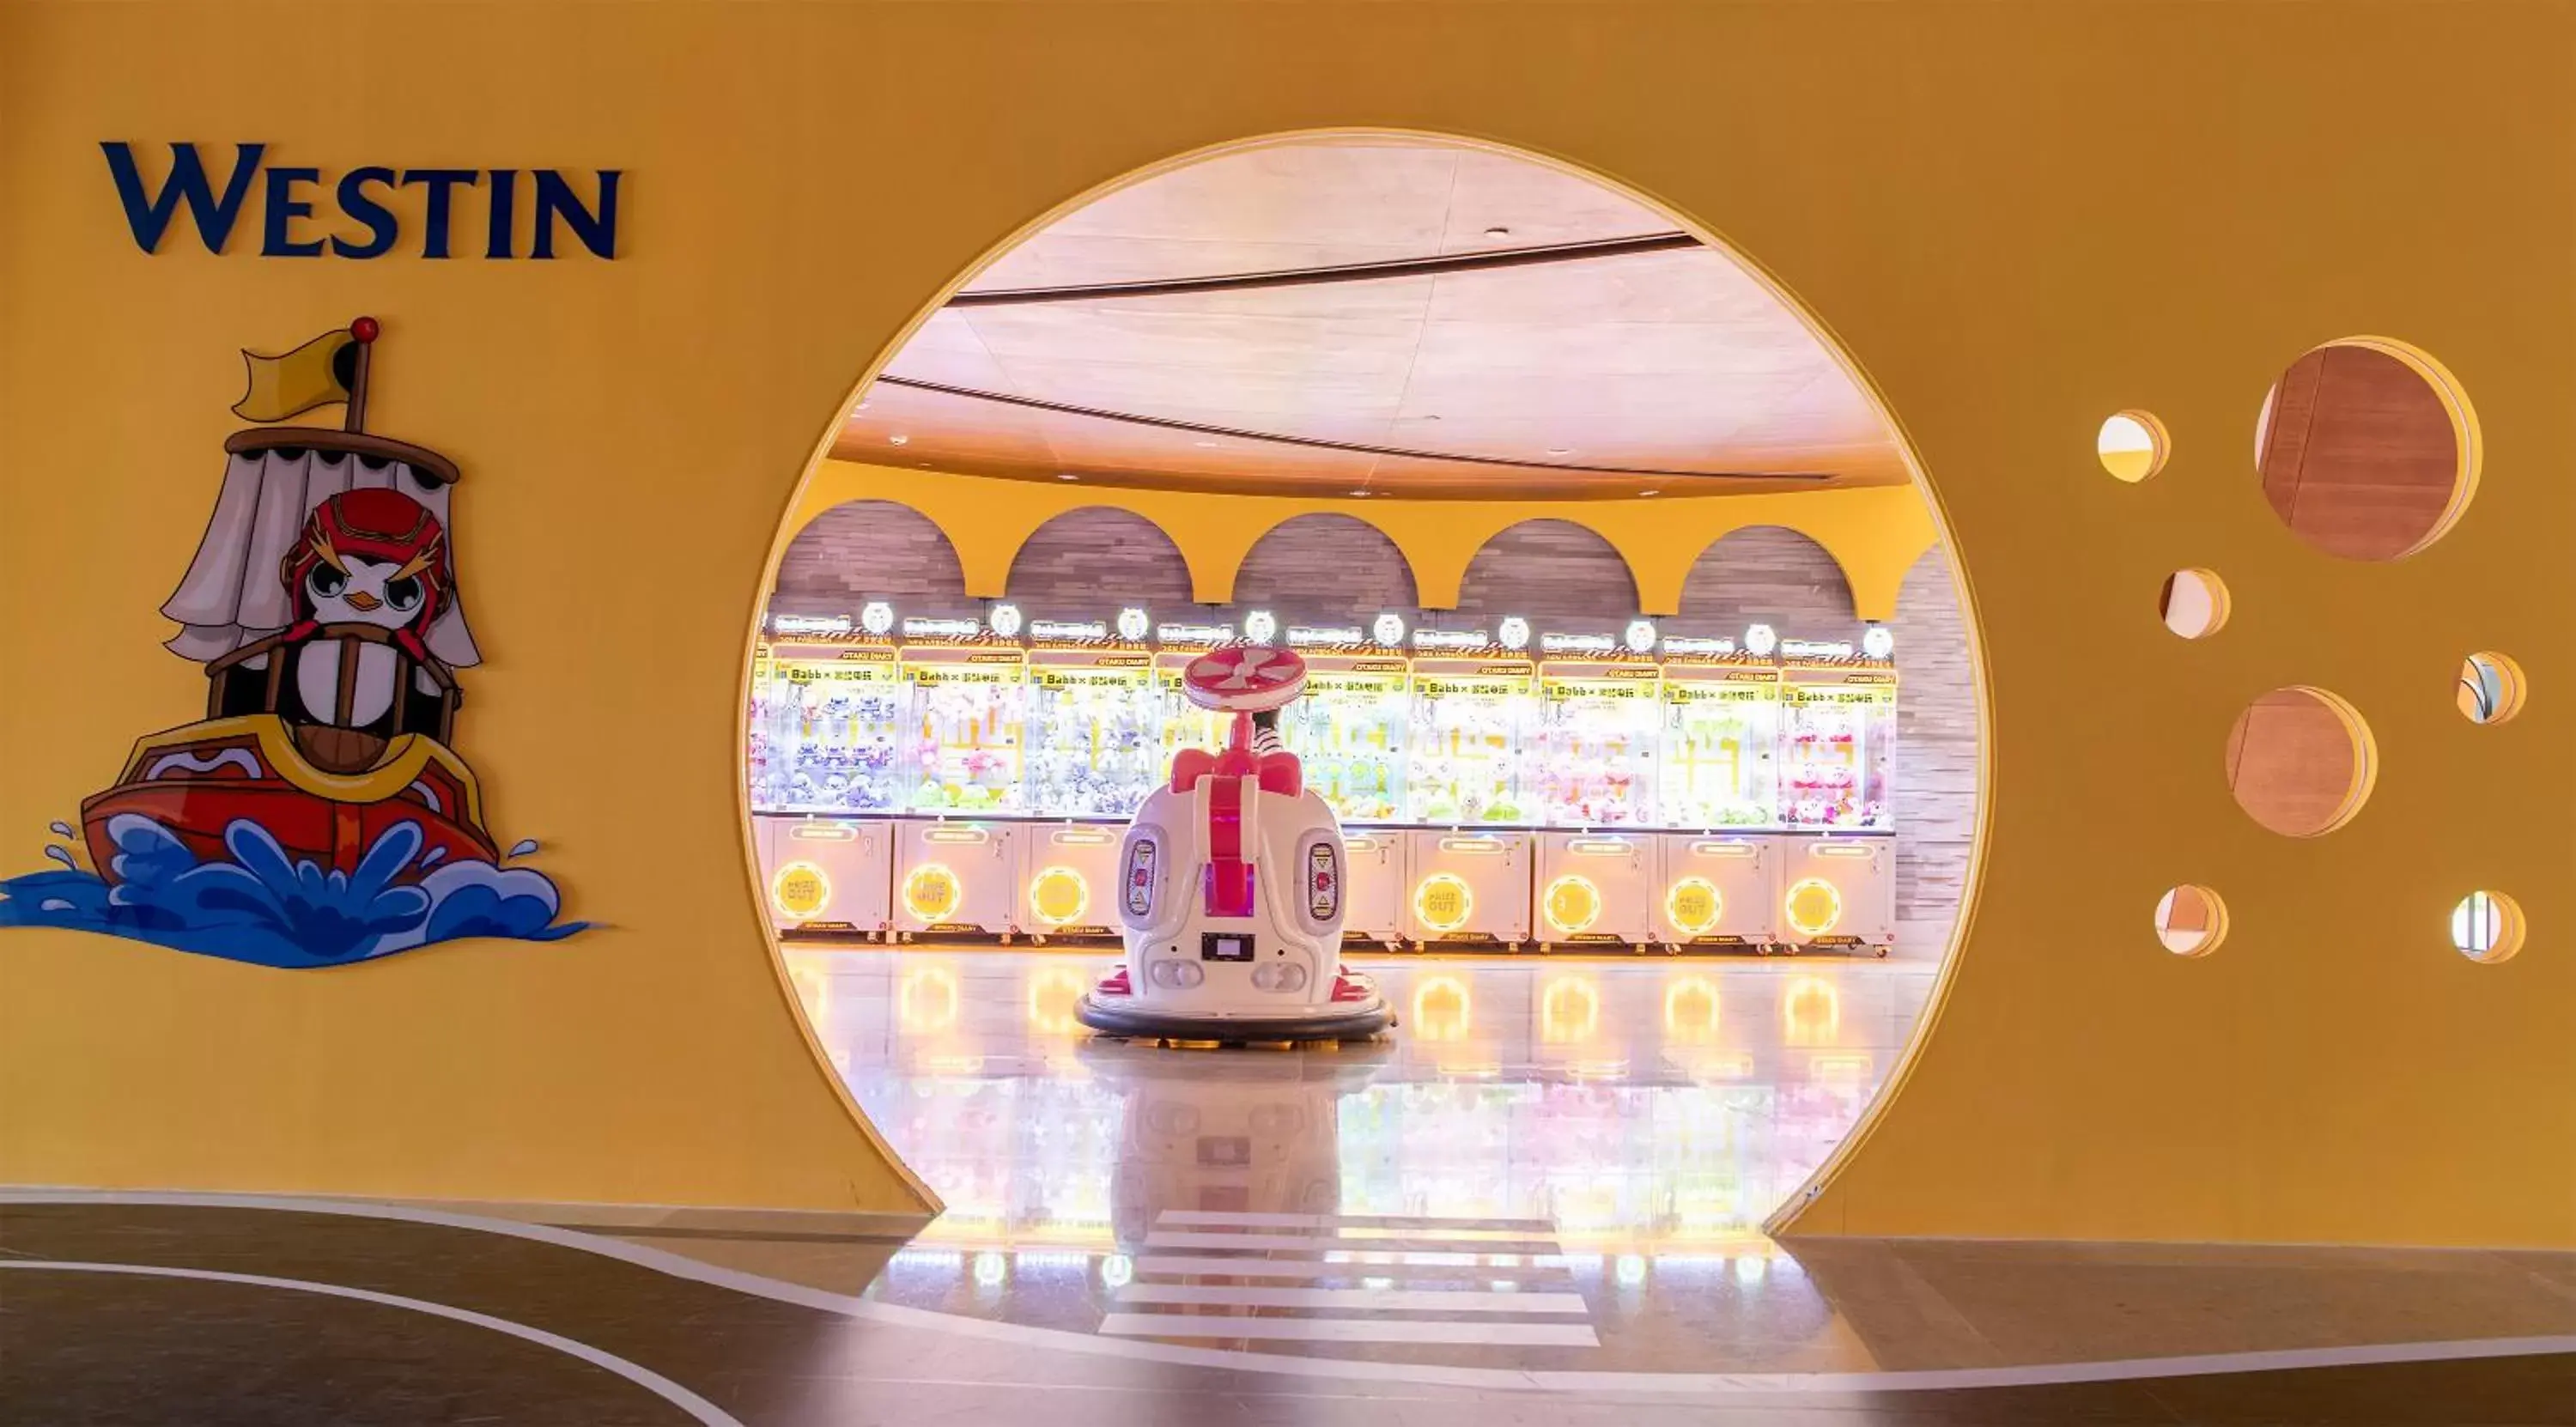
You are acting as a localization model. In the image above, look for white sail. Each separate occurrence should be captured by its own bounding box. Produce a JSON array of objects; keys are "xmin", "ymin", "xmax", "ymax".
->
[{"xmin": 162, "ymin": 446, "xmax": 481, "ymax": 669}]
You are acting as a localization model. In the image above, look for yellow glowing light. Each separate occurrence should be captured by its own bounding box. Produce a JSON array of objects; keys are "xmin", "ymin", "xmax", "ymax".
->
[
  {"xmin": 1664, "ymin": 877, "xmax": 1722, "ymax": 936},
  {"xmin": 1541, "ymin": 875, "xmax": 1601, "ymax": 935},
  {"xmin": 899, "ymin": 965, "xmax": 962, "ymax": 1034},
  {"xmin": 903, "ymin": 863, "xmax": 963, "ymax": 921},
  {"xmin": 1413, "ymin": 975, "xmax": 1473, "ymax": 1042},
  {"xmin": 1541, "ymin": 975, "xmax": 1600, "ymax": 1044},
  {"xmin": 1783, "ymin": 975, "xmax": 1841, "ymax": 1046},
  {"xmin": 1413, "ymin": 872, "xmax": 1473, "ymax": 933},
  {"xmin": 1027, "ymin": 865, "xmax": 1090, "ymax": 926},
  {"xmin": 1663, "ymin": 975, "xmax": 1720, "ymax": 1044},
  {"xmin": 769, "ymin": 860, "xmax": 831, "ymax": 920},
  {"xmin": 1026, "ymin": 967, "xmax": 1087, "ymax": 1035},
  {"xmin": 1783, "ymin": 877, "xmax": 1843, "ymax": 938}
]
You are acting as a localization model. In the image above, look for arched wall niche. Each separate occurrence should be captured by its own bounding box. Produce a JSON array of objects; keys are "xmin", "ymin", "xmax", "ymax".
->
[
  {"xmin": 1003, "ymin": 507, "xmax": 1200, "ymax": 623},
  {"xmin": 1449, "ymin": 519, "xmax": 1642, "ymax": 630},
  {"xmin": 769, "ymin": 499, "xmax": 977, "ymax": 622},
  {"xmin": 1670, "ymin": 525, "xmax": 1862, "ymax": 643},
  {"xmin": 1223, "ymin": 513, "xmax": 1421, "ymax": 631}
]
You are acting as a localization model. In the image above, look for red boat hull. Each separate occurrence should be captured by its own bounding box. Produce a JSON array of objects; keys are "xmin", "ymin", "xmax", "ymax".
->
[{"xmin": 78, "ymin": 716, "xmax": 497, "ymax": 885}]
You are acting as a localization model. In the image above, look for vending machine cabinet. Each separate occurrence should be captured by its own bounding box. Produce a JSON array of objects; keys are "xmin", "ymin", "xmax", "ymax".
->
[
  {"xmin": 1017, "ymin": 820, "xmax": 1127, "ymax": 944},
  {"xmin": 1402, "ymin": 829, "xmax": 1534, "ymax": 950},
  {"xmin": 1654, "ymin": 833, "xmax": 1780, "ymax": 951},
  {"xmin": 1534, "ymin": 831, "xmax": 1656, "ymax": 950},
  {"xmin": 1339, "ymin": 827, "xmax": 1407, "ymax": 949},
  {"xmin": 1777, "ymin": 833, "xmax": 1896, "ymax": 956},
  {"xmin": 890, "ymin": 818, "xmax": 1025, "ymax": 940},
  {"xmin": 759, "ymin": 815, "xmax": 896, "ymax": 938}
]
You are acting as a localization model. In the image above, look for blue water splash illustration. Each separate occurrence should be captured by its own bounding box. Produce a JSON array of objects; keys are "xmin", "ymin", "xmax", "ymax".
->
[{"xmin": 0, "ymin": 815, "xmax": 586, "ymax": 969}]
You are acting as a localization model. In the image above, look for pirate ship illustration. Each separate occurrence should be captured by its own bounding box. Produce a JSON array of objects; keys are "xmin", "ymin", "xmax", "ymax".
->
[
  {"xmin": 82, "ymin": 317, "xmax": 500, "ymax": 881},
  {"xmin": 0, "ymin": 318, "xmax": 579, "ymax": 967}
]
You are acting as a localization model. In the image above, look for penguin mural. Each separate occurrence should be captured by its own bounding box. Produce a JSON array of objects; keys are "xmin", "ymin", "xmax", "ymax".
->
[{"xmin": 0, "ymin": 319, "xmax": 585, "ymax": 968}]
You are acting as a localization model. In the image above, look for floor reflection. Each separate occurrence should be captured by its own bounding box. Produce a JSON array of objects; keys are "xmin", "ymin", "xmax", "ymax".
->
[{"xmin": 792, "ymin": 949, "xmax": 1935, "ymax": 1367}]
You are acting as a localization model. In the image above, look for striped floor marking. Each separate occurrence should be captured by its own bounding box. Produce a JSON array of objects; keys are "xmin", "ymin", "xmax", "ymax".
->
[{"xmin": 1104, "ymin": 1210, "xmax": 1601, "ymax": 1350}]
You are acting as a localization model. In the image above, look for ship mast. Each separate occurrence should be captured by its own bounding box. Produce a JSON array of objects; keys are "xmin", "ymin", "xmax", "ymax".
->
[{"xmin": 343, "ymin": 315, "xmax": 380, "ymax": 432}]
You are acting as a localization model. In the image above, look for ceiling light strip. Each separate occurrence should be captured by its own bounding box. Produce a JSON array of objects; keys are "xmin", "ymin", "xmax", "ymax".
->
[{"xmin": 945, "ymin": 231, "xmax": 1706, "ymax": 308}]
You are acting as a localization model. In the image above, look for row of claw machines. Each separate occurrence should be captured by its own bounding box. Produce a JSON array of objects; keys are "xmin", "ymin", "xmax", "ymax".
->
[{"xmin": 749, "ymin": 613, "xmax": 1900, "ymax": 956}]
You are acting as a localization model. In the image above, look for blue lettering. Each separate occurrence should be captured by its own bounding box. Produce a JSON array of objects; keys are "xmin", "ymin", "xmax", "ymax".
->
[
  {"xmin": 100, "ymin": 142, "xmax": 264, "ymax": 253},
  {"xmin": 330, "ymin": 167, "xmax": 400, "ymax": 258},
  {"xmin": 485, "ymin": 168, "xmax": 517, "ymax": 259},
  {"xmin": 532, "ymin": 170, "xmax": 620, "ymax": 259},
  {"xmin": 259, "ymin": 167, "xmax": 325, "ymax": 257},
  {"xmin": 399, "ymin": 169, "xmax": 479, "ymax": 258}
]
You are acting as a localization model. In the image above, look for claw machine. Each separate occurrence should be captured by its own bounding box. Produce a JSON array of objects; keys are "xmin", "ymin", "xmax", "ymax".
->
[
  {"xmin": 1652, "ymin": 639, "xmax": 1783, "ymax": 951},
  {"xmin": 1402, "ymin": 641, "xmax": 1535, "ymax": 949},
  {"xmin": 1151, "ymin": 621, "xmax": 1234, "ymax": 763},
  {"xmin": 1023, "ymin": 638, "xmax": 1159, "ymax": 818},
  {"xmin": 892, "ymin": 623, "xmax": 1028, "ymax": 940},
  {"xmin": 1775, "ymin": 638, "xmax": 1897, "ymax": 956},
  {"xmin": 749, "ymin": 626, "xmax": 902, "ymax": 938},
  {"xmin": 1279, "ymin": 635, "xmax": 1413, "ymax": 947},
  {"xmin": 1529, "ymin": 637, "xmax": 1660, "ymax": 948}
]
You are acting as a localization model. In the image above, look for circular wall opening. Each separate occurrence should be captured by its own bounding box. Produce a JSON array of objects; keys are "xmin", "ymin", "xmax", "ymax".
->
[
  {"xmin": 2226, "ymin": 686, "xmax": 2376, "ymax": 836},
  {"xmin": 2451, "ymin": 890, "xmax": 2525, "ymax": 964},
  {"xmin": 2097, "ymin": 410, "xmax": 2168, "ymax": 483},
  {"xmin": 2458, "ymin": 651, "xmax": 2527, "ymax": 725},
  {"xmin": 2154, "ymin": 884, "xmax": 2228, "ymax": 956},
  {"xmin": 2255, "ymin": 339, "xmax": 2478, "ymax": 561},
  {"xmin": 2158, "ymin": 568, "xmax": 2231, "ymax": 640}
]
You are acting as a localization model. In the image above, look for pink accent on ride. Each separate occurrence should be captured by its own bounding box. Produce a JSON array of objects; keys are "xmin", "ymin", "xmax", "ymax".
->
[
  {"xmin": 1095, "ymin": 965, "xmax": 1133, "ymax": 997},
  {"xmin": 1204, "ymin": 774, "xmax": 1255, "ymax": 917}
]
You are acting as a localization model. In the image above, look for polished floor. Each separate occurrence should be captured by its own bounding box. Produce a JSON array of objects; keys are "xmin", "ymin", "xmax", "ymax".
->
[{"xmin": 5, "ymin": 950, "xmax": 2573, "ymax": 1424}]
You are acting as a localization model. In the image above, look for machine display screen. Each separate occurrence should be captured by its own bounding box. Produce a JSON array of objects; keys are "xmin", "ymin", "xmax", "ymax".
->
[{"xmin": 1200, "ymin": 932, "xmax": 1255, "ymax": 962}]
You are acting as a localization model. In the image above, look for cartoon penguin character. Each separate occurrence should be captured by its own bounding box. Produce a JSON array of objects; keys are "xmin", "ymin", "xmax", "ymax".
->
[{"xmin": 274, "ymin": 487, "xmax": 454, "ymax": 741}]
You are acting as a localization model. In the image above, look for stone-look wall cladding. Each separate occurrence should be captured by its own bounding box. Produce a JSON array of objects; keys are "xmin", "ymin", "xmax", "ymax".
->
[
  {"xmin": 769, "ymin": 499, "xmax": 982, "ymax": 622},
  {"xmin": 1226, "ymin": 513, "xmax": 1421, "ymax": 631},
  {"xmin": 1450, "ymin": 519, "xmax": 1640, "ymax": 630},
  {"xmin": 1005, "ymin": 508, "xmax": 1200, "ymax": 623},
  {"xmin": 769, "ymin": 501, "xmax": 1978, "ymax": 959},
  {"xmin": 1890, "ymin": 544, "xmax": 1978, "ymax": 962}
]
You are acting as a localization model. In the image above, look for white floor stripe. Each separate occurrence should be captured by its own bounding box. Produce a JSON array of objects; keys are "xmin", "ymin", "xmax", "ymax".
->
[
  {"xmin": 1143, "ymin": 1230, "xmax": 1564, "ymax": 1257},
  {"xmin": 0, "ymin": 1260, "xmax": 742, "ymax": 1427},
  {"xmin": 1100, "ymin": 1313, "xmax": 1602, "ymax": 1346},
  {"xmin": 1157, "ymin": 1210, "xmax": 1559, "ymax": 1233},
  {"xmin": 1115, "ymin": 1283, "xmax": 1591, "ymax": 1314},
  {"xmin": 1130, "ymin": 1254, "xmax": 1577, "ymax": 1283},
  {"xmin": 8, "ymin": 1192, "xmax": 2570, "ymax": 1399}
]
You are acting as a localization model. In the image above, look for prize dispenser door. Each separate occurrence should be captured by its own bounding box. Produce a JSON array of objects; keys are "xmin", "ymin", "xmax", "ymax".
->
[
  {"xmin": 1401, "ymin": 829, "xmax": 1534, "ymax": 950},
  {"xmin": 1534, "ymin": 832, "xmax": 1654, "ymax": 950},
  {"xmin": 1018, "ymin": 821, "xmax": 1125, "ymax": 944},
  {"xmin": 1780, "ymin": 835, "xmax": 1896, "ymax": 955},
  {"xmin": 1339, "ymin": 829, "xmax": 1407, "ymax": 948},
  {"xmin": 891, "ymin": 820, "xmax": 1024, "ymax": 941},
  {"xmin": 1655, "ymin": 834, "xmax": 1779, "ymax": 950},
  {"xmin": 767, "ymin": 817, "xmax": 895, "ymax": 938}
]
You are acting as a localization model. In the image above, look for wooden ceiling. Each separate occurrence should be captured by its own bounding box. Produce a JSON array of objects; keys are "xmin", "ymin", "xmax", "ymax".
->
[{"xmin": 835, "ymin": 140, "xmax": 1907, "ymax": 501}]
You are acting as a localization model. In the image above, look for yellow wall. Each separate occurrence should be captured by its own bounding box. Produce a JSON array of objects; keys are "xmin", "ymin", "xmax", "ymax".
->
[
  {"xmin": 2, "ymin": 3, "xmax": 2567, "ymax": 1247},
  {"xmin": 786, "ymin": 462, "xmax": 1937, "ymax": 620}
]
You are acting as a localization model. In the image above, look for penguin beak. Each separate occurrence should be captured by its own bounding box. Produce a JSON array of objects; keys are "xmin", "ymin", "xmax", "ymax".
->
[{"xmin": 345, "ymin": 590, "xmax": 383, "ymax": 612}]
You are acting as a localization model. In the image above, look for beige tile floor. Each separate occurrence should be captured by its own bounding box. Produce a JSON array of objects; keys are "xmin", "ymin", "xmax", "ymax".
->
[{"xmin": 781, "ymin": 949, "xmax": 2575, "ymax": 1376}]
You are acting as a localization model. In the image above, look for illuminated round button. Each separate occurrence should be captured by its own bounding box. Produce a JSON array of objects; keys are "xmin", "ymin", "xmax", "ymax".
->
[
  {"xmin": 770, "ymin": 860, "xmax": 831, "ymax": 920},
  {"xmin": 903, "ymin": 863, "xmax": 963, "ymax": 922},
  {"xmin": 1413, "ymin": 873, "xmax": 1473, "ymax": 933},
  {"xmin": 1027, "ymin": 865, "xmax": 1090, "ymax": 926},
  {"xmin": 1784, "ymin": 877, "xmax": 1844, "ymax": 938},
  {"xmin": 1542, "ymin": 875, "xmax": 1601, "ymax": 935},
  {"xmin": 1664, "ymin": 877, "xmax": 1722, "ymax": 936}
]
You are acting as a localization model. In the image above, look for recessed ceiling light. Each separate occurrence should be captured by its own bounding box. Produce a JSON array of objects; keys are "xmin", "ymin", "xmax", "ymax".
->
[
  {"xmin": 889, "ymin": 434, "xmax": 909, "ymax": 446},
  {"xmin": 1193, "ymin": 440, "xmax": 1218, "ymax": 448},
  {"xmin": 857, "ymin": 400, "xmax": 871, "ymax": 411},
  {"xmin": 1348, "ymin": 489, "xmax": 1370, "ymax": 498},
  {"xmin": 1485, "ymin": 226, "xmax": 1511, "ymax": 237},
  {"xmin": 1638, "ymin": 489, "xmax": 1661, "ymax": 498},
  {"xmin": 1546, "ymin": 446, "xmax": 1573, "ymax": 457},
  {"xmin": 1057, "ymin": 472, "xmax": 1081, "ymax": 482}
]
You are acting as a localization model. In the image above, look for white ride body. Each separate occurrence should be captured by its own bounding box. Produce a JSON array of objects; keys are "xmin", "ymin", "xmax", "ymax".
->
[{"xmin": 1114, "ymin": 769, "xmax": 1350, "ymax": 1023}]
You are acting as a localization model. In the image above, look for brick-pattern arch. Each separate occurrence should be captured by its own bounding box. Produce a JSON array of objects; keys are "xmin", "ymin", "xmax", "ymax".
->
[
  {"xmin": 1004, "ymin": 507, "xmax": 1198, "ymax": 624},
  {"xmin": 1449, "ymin": 519, "xmax": 1639, "ymax": 631},
  {"xmin": 1671, "ymin": 525, "xmax": 1860, "ymax": 643},
  {"xmin": 769, "ymin": 499, "xmax": 979, "ymax": 622},
  {"xmin": 1223, "ymin": 513, "xmax": 1420, "ymax": 631}
]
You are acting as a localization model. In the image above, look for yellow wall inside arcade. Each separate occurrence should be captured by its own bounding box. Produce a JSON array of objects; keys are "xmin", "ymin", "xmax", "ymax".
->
[
  {"xmin": 1, "ymin": 3, "xmax": 2567, "ymax": 1247},
  {"xmin": 784, "ymin": 462, "xmax": 1938, "ymax": 620}
]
